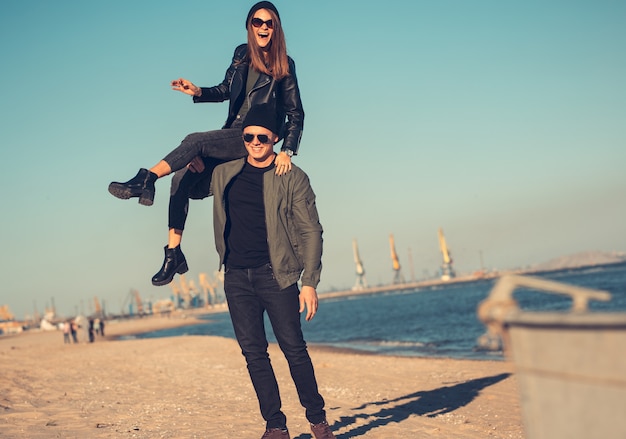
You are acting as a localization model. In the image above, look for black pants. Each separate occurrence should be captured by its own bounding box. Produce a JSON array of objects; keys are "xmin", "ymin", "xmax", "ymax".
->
[
  {"xmin": 168, "ymin": 157, "xmax": 226, "ymax": 230},
  {"xmin": 224, "ymin": 264, "xmax": 326, "ymax": 430}
]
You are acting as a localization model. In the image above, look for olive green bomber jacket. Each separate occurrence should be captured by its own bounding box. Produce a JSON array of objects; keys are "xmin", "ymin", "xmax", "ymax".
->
[{"xmin": 212, "ymin": 158, "xmax": 323, "ymax": 290}]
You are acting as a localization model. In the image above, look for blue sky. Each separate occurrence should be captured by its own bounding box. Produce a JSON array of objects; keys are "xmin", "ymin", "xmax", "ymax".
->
[{"xmin": 1, "ymin": 0, "xmax": 625, "ymax": 319}]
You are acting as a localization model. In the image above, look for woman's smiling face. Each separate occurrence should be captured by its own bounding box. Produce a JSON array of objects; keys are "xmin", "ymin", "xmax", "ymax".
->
[{"xmin": 251, "ymin": 8, "xmax": 274, "ymax": 49}]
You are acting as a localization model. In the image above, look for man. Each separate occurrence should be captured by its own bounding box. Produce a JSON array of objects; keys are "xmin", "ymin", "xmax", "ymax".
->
[{"xmin": 211, "ymin": 104, "xmax": 335, "ymax": 439}]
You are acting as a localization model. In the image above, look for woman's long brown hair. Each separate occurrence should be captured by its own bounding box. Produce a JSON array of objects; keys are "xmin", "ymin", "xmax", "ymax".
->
[{"xmin": 246, "ymin": 9, "xmax": 290, "ymax": 80}]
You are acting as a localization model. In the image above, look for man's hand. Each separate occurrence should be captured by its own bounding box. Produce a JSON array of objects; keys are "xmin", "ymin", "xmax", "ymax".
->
[
  {"xmin": 299, "ymin": 285, "xmax": 319, "ymax": 321},
  {"xmin": 171, "ymin": 78, "xmax": 201, "ymax": 97},
  {"xmin": 274, "ymin": 151, "xmax": 292, "ymax": 176},
  {"xmin": 187, "ymin": 156, "xmax": 205, "ymax": 173}
]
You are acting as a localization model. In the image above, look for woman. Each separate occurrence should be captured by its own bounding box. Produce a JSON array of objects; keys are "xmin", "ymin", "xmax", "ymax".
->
[{"xmin": 108, "ymin": 1, "xmax": 304, "ymax": 287}]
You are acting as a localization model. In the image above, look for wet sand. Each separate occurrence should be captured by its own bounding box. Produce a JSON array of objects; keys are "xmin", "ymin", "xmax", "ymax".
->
[{"xmin": 0, "ymin": 314, "xmax": 524, "ymax": 438}]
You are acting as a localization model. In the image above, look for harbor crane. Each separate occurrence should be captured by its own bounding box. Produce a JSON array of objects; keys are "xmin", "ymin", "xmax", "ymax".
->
[
  {"xmin": 199, "ymin": 272, "xmax": 222, "ymax": 306},
  {"xmin": 352, "ymin": 239, "xmax": 368, "ymax": 290},
  {"xmin": 178, "ymin": 274, "xmax": 193, "ymax": 308},
  {"xmin": 389, "ymin": 234, "xmax": 405, "ymax": 284},
  {"xmin": 438, "ymin": 227, "xmax": 456, "ymax": 281},
  {"xmin": 93, "ymin": 296, "xmax": 104, "ymax": 318},
  {"xmin": 0, "ymin": 305, "xmax": 15, "ymax": 321},
  {"xmin": 121, "ymin": 289, "xmax": 144, "ymax": 316},
  {"xmin": 169, "ymin": 280, "xmax": 182, "ymax": 308}
]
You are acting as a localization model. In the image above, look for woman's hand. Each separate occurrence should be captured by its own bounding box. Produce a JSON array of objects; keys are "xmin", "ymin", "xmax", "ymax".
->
[
  {"xmin": 171, "ymin": 78, "xmax": 201, "ymax": 97},
  {"xmin": 274, "ymin": 151, "xmax": 292, "ymax": 176},
  {"xmin": 187, "ymin": 156, "xmax": 205, "ymax": 173}
]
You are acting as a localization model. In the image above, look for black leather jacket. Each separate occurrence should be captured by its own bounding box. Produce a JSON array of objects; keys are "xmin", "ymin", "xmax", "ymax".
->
[{"xmin": 193, "ymin": 44, "xmax": 304, "ymax": 154}]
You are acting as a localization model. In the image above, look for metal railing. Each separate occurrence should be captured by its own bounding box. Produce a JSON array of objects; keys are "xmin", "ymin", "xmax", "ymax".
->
[{"xmin": 476, "ymin": 274, "xmax": 611, "ymax": 351}]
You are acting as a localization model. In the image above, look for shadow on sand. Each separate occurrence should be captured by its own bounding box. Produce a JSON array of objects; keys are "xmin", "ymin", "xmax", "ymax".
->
[{"xmin": 293, "ymin": 372, "xmax": 511, "ymax": 439}]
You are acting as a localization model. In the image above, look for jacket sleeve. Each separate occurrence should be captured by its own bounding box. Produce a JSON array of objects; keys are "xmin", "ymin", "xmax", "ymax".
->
[
  {"xmin": 193, "ymin": 44, "xmax": 247, "ymax": 103},
  {"xmin": 290, "ymin": 171, "xmax": 323, "ymax": 288},
  {"xmin": 279, "ymin": 58, "xmax": 305, "ymax": 154}
]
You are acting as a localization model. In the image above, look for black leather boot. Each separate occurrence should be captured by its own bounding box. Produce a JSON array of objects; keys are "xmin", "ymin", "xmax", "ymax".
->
[
  {"xmin": 152, "ymin": 245, "xmax": 188, "ymax": 286},
  {"xmin": 108, "ymin": 168, "xmax": 158, "ymax": 206}
]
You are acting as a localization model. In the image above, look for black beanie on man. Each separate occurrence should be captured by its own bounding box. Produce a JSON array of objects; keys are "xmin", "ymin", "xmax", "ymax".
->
[
  {"xmin": 245, "ymin": 1, "xmax": 280, "ymax": 28},
  {"xmin": 242, "ymin": 103, "xmax": 279, "ymax": 134}
]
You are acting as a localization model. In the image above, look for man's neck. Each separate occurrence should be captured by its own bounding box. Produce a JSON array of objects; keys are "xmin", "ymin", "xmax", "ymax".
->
[{"xmin": 247, "ymin": 153, "xmax": 276, "ymax": 168}]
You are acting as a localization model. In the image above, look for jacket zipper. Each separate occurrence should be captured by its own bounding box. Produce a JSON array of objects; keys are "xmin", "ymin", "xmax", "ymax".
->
[{"xmin": 246, "ymin": 75, "xmax": 271, "ymax": 107}]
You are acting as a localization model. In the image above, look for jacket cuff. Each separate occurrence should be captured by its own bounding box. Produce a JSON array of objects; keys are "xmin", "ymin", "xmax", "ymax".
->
[{"xmin": 192, "ymin": 88, "xmax": 206, "ymax": 103}]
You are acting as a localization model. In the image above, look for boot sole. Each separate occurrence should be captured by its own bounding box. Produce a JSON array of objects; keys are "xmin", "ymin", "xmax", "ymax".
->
[
  {"xmin": 151, "ymin": 261, "xmax": 189, "ymax": 286},
  {"xmin": 108, "ymin": 184, "xmax": 154, "ymax": 206}
]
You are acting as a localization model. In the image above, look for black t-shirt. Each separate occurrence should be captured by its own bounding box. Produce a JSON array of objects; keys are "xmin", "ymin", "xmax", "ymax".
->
[{"xmin": 224, "ymin": 162, "xmax": 273, "ymax": 269}]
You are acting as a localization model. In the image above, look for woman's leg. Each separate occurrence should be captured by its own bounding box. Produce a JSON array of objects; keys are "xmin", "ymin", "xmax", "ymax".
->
[
  {"xmin": 167, "ymin": 158, "xmax": 225, "ymax": 233},
  {"xmin": 109, "ymin": 128, "xmax": 245, "ymax": 205},
  {"xmin": 152, "ymin": 158, "xmax": 227, "ymax": 286},
  {"xmin": 159, "ymin": 128, "xmax": 246, "ymax": 174}
]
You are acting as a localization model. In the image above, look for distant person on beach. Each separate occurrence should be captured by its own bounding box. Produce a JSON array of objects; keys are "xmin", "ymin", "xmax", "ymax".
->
[
  {"xmin": 62, "ymin": 320, "xmax": 71, "ymax": 344},
  {"xmin": 70, "ymin": 320, "xmax": 78, "ymax": 344},
  {"xmin": 88, "ymin": 319, "xmax": 95, "ymax": 343},
  {"xmin": 210, "ymin": 104, "xmax": 334, "ymax": 439},
  {"xmin": 108, "ymin": 1, "xmax": 304, "ymax": 288}
]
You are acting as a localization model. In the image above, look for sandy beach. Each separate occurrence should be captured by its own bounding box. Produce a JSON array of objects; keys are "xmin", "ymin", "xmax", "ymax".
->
[{"xmin": 0, "ymin": 314, "xmax": 523, "ymax": 438}]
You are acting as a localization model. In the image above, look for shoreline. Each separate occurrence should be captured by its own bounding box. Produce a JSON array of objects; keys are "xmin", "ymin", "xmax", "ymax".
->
[
  {"xmin": 103, "ymin": 312, "xmax": 507, "ymax": 363},
  {"xmin": 95, "ymin": 309, "xmax": 508, "ymax": 363},
  {"xmin": 102, "ymin": 310, "xmax": 219, "ymax": 340}
]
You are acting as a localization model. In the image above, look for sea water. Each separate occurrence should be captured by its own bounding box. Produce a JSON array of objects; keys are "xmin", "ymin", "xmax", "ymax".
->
[{"xmin": 130, "ymin": 262, "xmax": 626, "ymax": 360}]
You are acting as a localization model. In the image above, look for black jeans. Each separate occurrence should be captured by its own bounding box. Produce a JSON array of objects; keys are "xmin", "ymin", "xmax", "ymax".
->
[
  {"xmin": 168, "ymin": 157, "xmax": 224, "ymax": 230},
  {"xmin": 224, "ymin": 264, "xmax": 326, "ymax": 429},
  {"xmin": 163, "ymin": 127, "xmax": 246, "ymax": 171},
  {"xmin": 163, "ymin": 127, "xmax": 247, "ymax": 231}
]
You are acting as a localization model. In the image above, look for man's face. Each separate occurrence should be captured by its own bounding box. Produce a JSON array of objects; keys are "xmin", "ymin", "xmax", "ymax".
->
[{"xmin": 243, "ymin": 125, "xmax": 278, "ymax": 167}]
